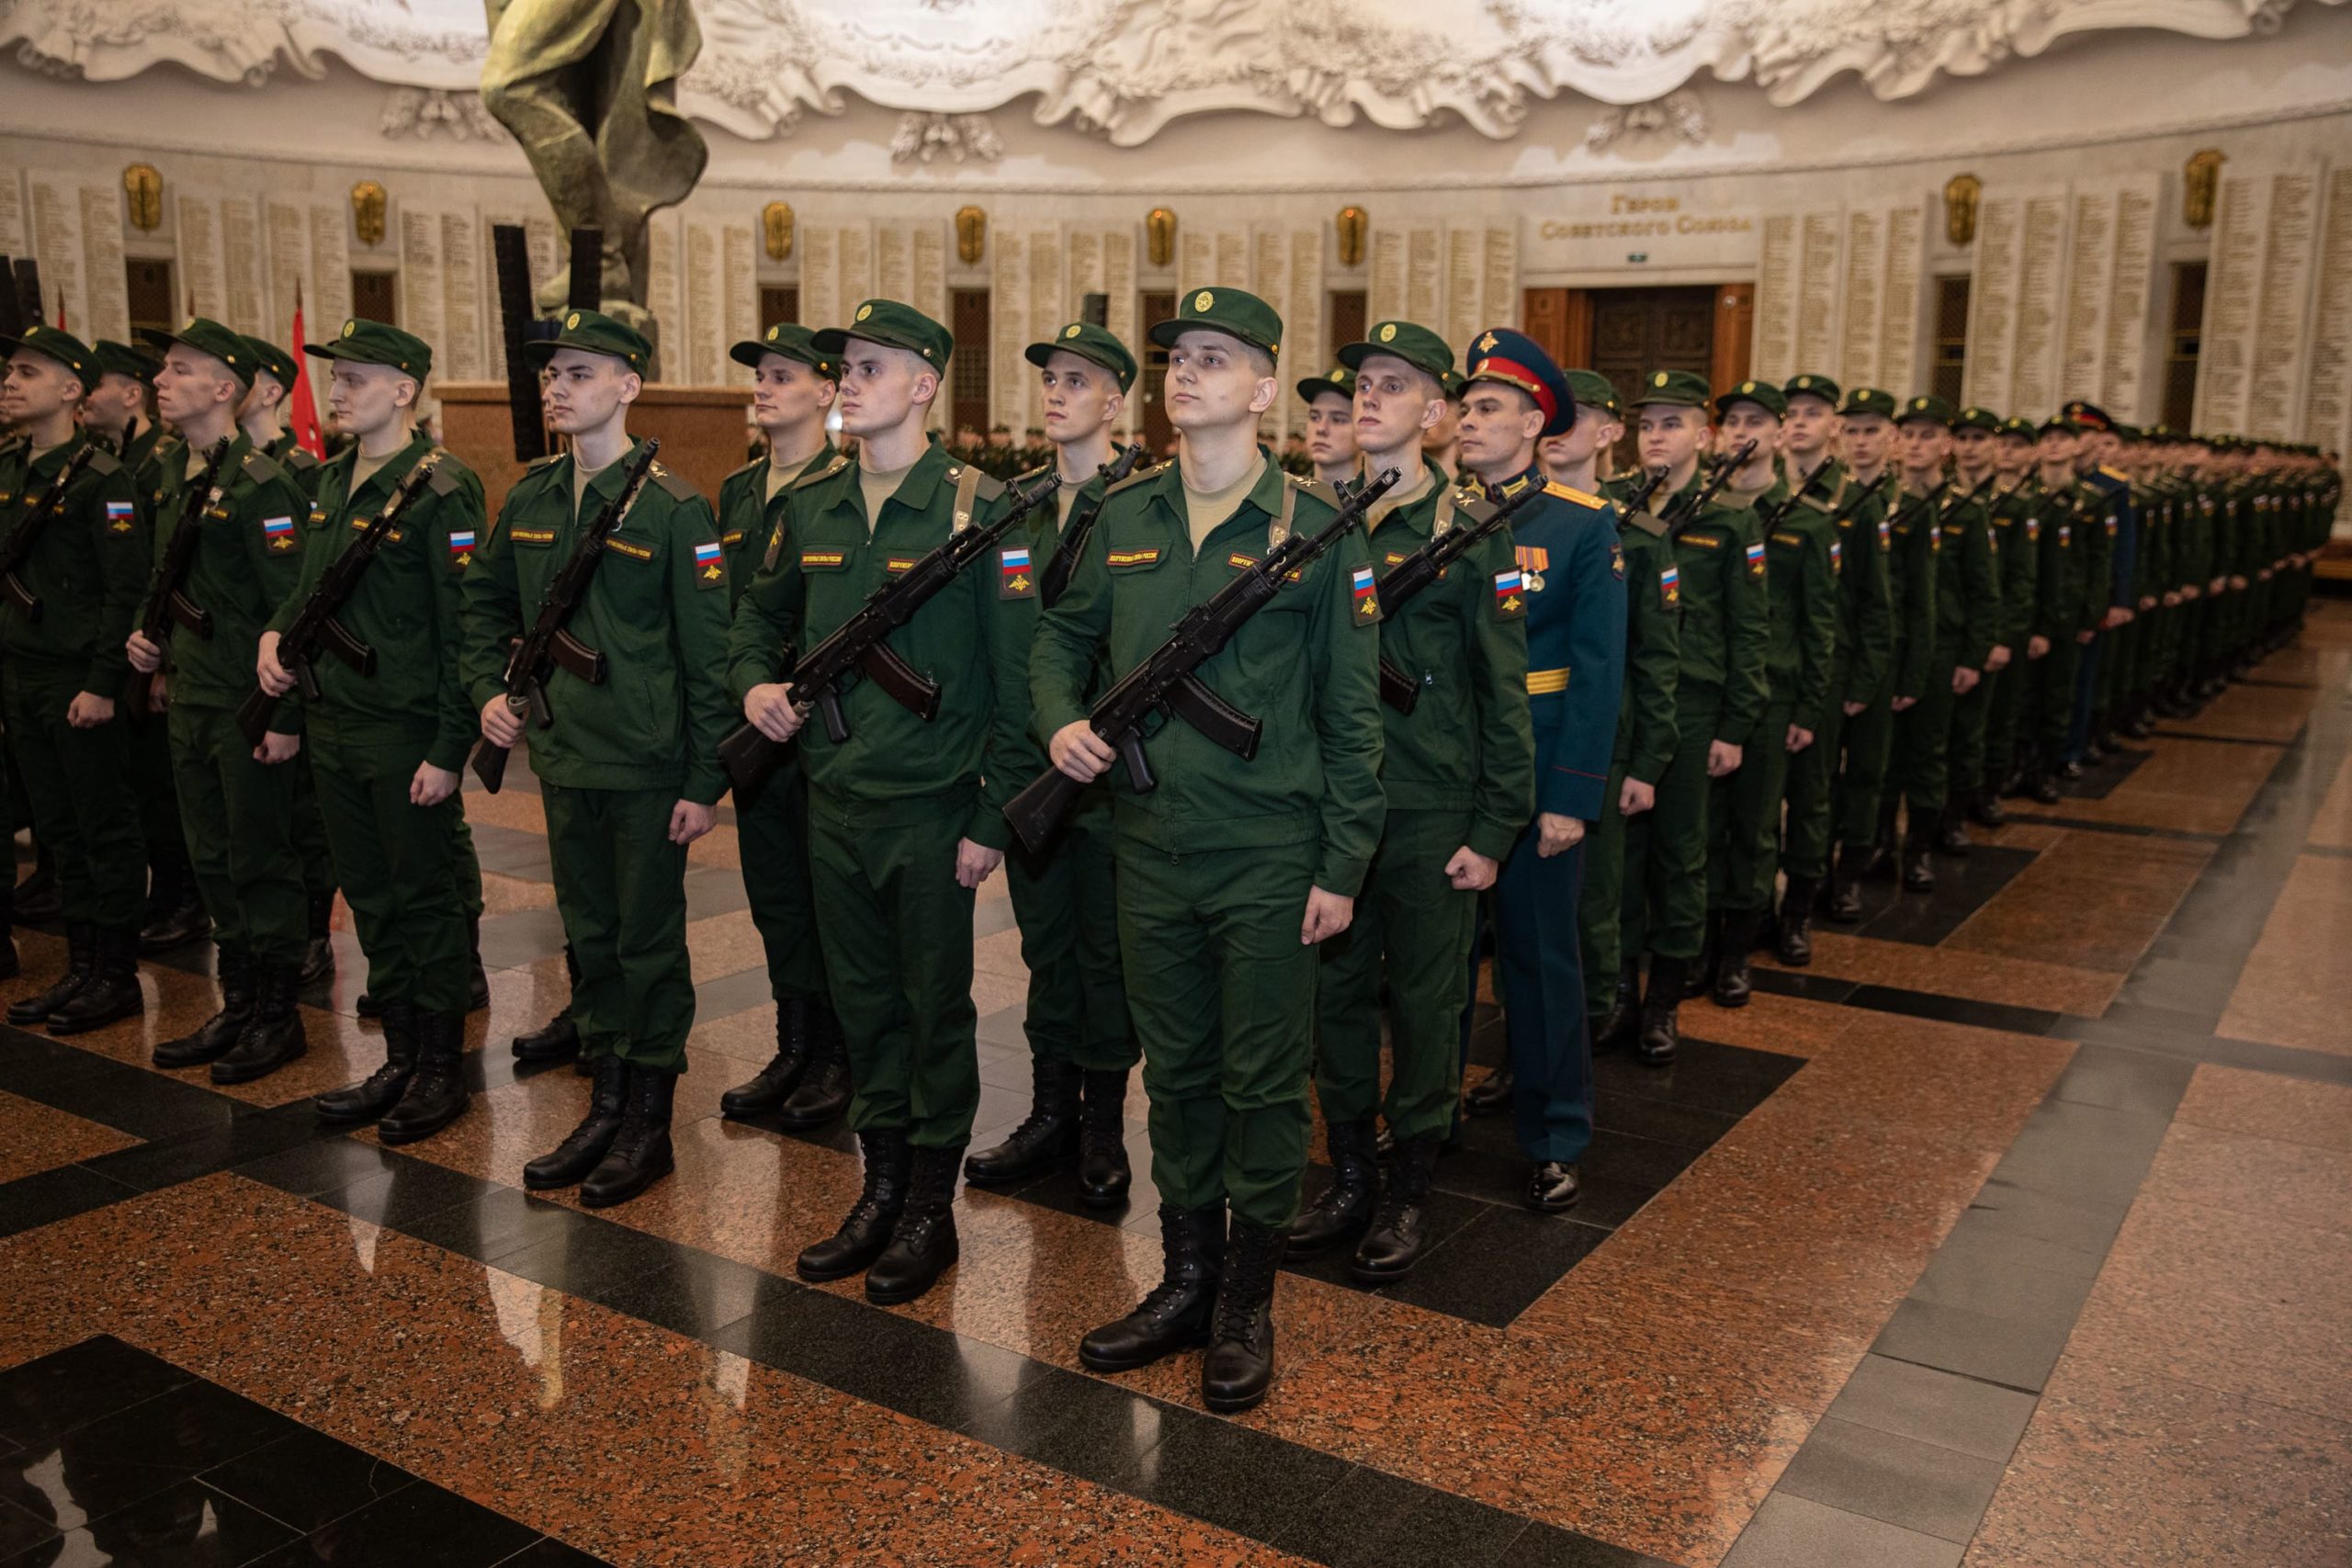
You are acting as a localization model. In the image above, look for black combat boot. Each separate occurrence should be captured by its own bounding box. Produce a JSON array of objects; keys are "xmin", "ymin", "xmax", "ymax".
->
[
  {"xmin": 153, "ymin": 951, "xmax": 253, "ymax": 1068},
  {"xmin": 512, "ymin": 943, "xmax": 582, "ymax": 1062},
  {"xmin": 0, "ymin": 876, "xmax": 17, "ymax": 981},
  {"xmin": 523, "ymin": 1055, "xmax": 628, "ymax": 1190},
  {"xmin": 138, "ymin": 853, "xmax": 208, "ymax": 953},
  {"xmin": 1827, "ymin": 845, "xmax": 1871, "ymax": 922},
  {"xmin": 378, "ymin": 1009, "xmax": 470, "ymax": 1145},
  {"xmin": 467, "ymin": 914, "xmax": 490, "ymax": 1013},
  {"xmin": 963, "ymin": 1057, "xmax": 1080, "ymax": 1186},
  {"xmin": 1636, "ymin": 957, "xmax": 1684, "ymax": 1066},
  {"xmin": 774, "ymin": 1004, "xmax": 851, "ymax": 1130},
  {"xmin": 865, "ymin": 1143, "xmax": 965, "ymax": 1303},
  {"xmin": 1688, "ymin": 910, "xmax": 1721, "ymax": 998},
  {"xmin": 315, "ymin": 1001, "xmax": 418, "ymax": 1123},
  {"xmin": 1870, "ymin": 804, "xmax": 1901, "ymax": 880},
  {"xmin": 1937, "ymin": 808, "xmax": 1972, "ymax": 856},
  {"xmin": 1080, "ymin": 1204, "xmax": 1223, "ymax": 1373},
  {"xmin": 1902, "ymin": 811, "xmax": 1939, "ymax": 893},
  {"xmin": 1352, "ymin": 1137, "xmax": 1440, "ymax": 1283},
  {"xmin": 10, "ymin": 921, "xmax": 94, "ymax": 1024},
  {"xmin": 718, "ymin": 996, "xmax": 816, "ymax": 1119},
  {"xmin": 1463, "ymin": 1066, "xmax": 1514, "ymax": 1113},
  {"xmin": 2121, "ymin": 700, "xmax": 2154, "ymax": 740},
  {"xmin": 299, "ymin": 890, "xmax": 336, "ymax": 987},
  {"xmin": 580, "ymin": 1066, "xmax": 677, "ymax": 1208},
  {"xmin": 211, "ymin": 962, "xmax": 308, "ymax": 1085},
  {"xmin": 1076, "ymin": 1067, "xmax": 1133, "ymax": 1209},
  {"xmin": 797, "ymin": 1129, "xmax": 911, "ymax": 1281},
  {"xmin": 1284, "ymin": 1116, "xmax": 1377, "ymax": 1258},
  {"xmin": 1528, "ymin": 1159, "xmax": 1581, "ymax": 1212},
  {"xmin": 1711, "ymin": 911, "xmax": 1757, "ymax": 1009},
  {"xmin": 1201, "ymin": 1220, "xmax": 1285, "ymax": 1414},
  {"xmin": 1592, "ymin": 963, "xmax": 1641, "ymax": 1051},
  {"xmin": 2029, "ymin": 761, "xmax": 2063, "ymax": 804},
  {"xmin": 1969, "ymin": 786, "xmax": 2007, "ymax": 828},
  {"xmin": 1775, "ymin": 876, "xmax": 1816, "ymax": 966},
  {"xmin": 48, "ymin": 926, "xmax": 145, "ymax": 1035}
]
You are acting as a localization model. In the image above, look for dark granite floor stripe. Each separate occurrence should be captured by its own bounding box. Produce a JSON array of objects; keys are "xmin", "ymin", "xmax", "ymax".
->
[
  {"xmin": 2147, "ymin": 729, "xmax": 2293, "ymax": 748},
  {"xmin": 1997, "ymin": 810, "xmax": 2226, "ymax": 842}
]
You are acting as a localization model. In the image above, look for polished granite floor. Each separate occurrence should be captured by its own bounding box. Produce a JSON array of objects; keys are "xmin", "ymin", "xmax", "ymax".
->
[{"xmin": 2, "ymin": 602, "xmax": 2348, "ymax": 1567}]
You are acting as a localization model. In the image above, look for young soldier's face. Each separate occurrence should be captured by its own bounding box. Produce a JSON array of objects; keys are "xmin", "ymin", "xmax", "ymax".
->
[
  {"xmin": 81, "ymin": 371, "xmax": 145, "ymax": 434},
  {"xmin": 752, "ymin": 355, "xmax": 834, "ymax": 434},
  {"xmin": 1898, "ymin": 420, "xmax": 1952, "ymax": 474},
  {"xmin": 1839, "ymin": 412, "xmax": 1893, "ymax": 470},
  {"xmin": 1351, "ymin": 354, "xmax": 1443, "ymax": 460},
  {"xmin": 1635, "ymin": 404, "xmax": 1706, "ymax": 473},
  {"xmin": 325, "ymin": 359, "xmax": 416, "ymax": 439},
  {"xmin": 1781, "ymin": 394, "xmax": 1836, "ymax": 457},
  {"xmin": 541, "ymin": 348, "xmax": 639, "ymax": 434},
  {"xmin": 833, "ymin": 339, "xmax": 934, "ymax": 437},
  {"xmin": 2036, "ymin": 428, "xmax": 2078, "ymax": 468},
  {"xmin": 1163, "ymin": 330, "xmax": 1274, "ymax": 434},
  {"xmin": 1540, "ymin": 407, "xmax": 1616, "ymax": 469},
  {"xmin": 1453, "ymin": 385, "xmax": 1542, "ymax": 473},
  {"xmin": 1714, "ymin": 401, "xmax": 1780, "ymax": 460},
  {"xmin": 153, "ymin": 346, "xmax": 241, "ymax": 426},
  {"xmin": 1951, "ymin": 427, "xmax": 1995, "ymax": 469},
  {"xmin": 1037, "ymin": 350, "xmax": 1119, "ymax": 445},
  {"xmin": 0, "ymin": 351, "xmax": 77, "ymax": 426},
  {"xmin": 1994, "ymin": 434, "xmax": 2033, "ymax": 474},
  {"xmin": 239, "ymin": 371, "xmax": 287, "ymax": 421},
  {"xmin": 1303, "ymin": 393, "xmax": 1358, "ymax": 465},
  {"xmin": 1424, "ymin": 399, "xmax": 1462, "ymax": 454}
]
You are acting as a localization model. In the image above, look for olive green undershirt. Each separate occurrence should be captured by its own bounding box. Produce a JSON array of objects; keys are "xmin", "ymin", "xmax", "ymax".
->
[
  {"xmin": 1182, "ymin": 453, "xmax": 1266, "ymax": 553},
  {"xmin": 1365, "ymin": 457, "xmax": 1431, "ymax": 528},
  {"xmin": 859, "ymin": 459, "xmax": 918, "ymax": 535}
]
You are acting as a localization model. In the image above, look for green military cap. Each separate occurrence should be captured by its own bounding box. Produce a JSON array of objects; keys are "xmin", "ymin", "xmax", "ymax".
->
[
  {"xmin": 1295, "ymin": 365, "xmax": 1355, "ymax": 407},
  {"xmin": 1783, "ymin": 372, "xmax": 1841, "ymax": 407},
  {"xmin": 731, "ymin": 321, "xmax": 836, "ymax": 380},
  {"xmin": 241, "ymin": 335, "xmax": 297, "ymax": 389},
  {"xmin": 2112, "ymin": 422, "xmax": 2143, "ymax": 443},
  {"xmin": 1713, "ymin": 378, "xmax": 1786, "ymax": 419},
  {"xmin": 1148, "ymin": 286, "xmax": 1282, "ymax": 358},
  {"xmin": 0, "ymin": 322, "xmax": 99, "ymax": 392},
  {"xmin": 1839, "ymin": 386, "xmax": 1897, "ymax": 419},
  {"xmin": 2036, "ymin": 413, "xmax": 2079, "ymax": 435},
  {"xmin": 1565, "ymin": 369, "xmax": 1622, "ymax": 420},
  {"xmin": 91, "ymin": 338, "xmax": 160, "ymax": 384},
  {"xmin": 813, "ymin": 299, "xmax": 952, "ymax": 369},
  {"xmin": 1629, "ymin": 367, "xmax": 1711, "ymax": 408},
  {"xmin": 1953, "ymin": 404, "xmax": 2001, "ymax": 433},
  {"xmin": 1896, "ymin": 392, "xmax": 1957, "ymax": 426},
  {"xmin": 1442, "ymin": 370, "xmax": 1469, "ymax": 400},
  {"xmin": 522, "ymin": 308, "xmax": 651, "ymax": 375},
  {"xmin": 1339, "ymin": 319, "xmax": 1453, "ymax": 382},
  {"xmin": 304, "ymin": 316, "xmax": 433, "ymax": 379},
  {"xmin": 1025, "ymin": 321, "xmax": 1136, "ymax": 391},
  {"xmin": 137, "ymin": 316, "xmax": 255, "ymax": 389},
  {"xmin": 1996, "ymin": 415, "xmax": 2038, "ymax": 441}
]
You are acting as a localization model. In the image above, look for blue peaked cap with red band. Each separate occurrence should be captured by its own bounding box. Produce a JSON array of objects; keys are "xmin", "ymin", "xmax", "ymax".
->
[{"xmin": 1462, "ymin": 326, "xmax": 1577, "ymax": 438}]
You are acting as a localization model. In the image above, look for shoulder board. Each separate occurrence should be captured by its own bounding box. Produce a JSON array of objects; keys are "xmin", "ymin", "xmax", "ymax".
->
[
  {"xmin": 1543, "ymin": 479, "xmax": 1604, "ymax": 509},
  {"xmin": 648, "ymin": 461, "xmax": 699, "ymax": 502},
  {"xmin": 1289, "ymin": 476, "xmax": 1343, "ymax": 509},
  {"xmin": 240, "ymin": 447, "xmax": 286, "ymax": 484},
  {"xmin": 1454, "ymin": 489, "xmax": 1500, "ymax": 525},
  {"xmin": 285, "ymin": 447, "xmax": 320, "ymax": 471},
  {"xmin": 83, "ymin": 446, "xmax": 122, "ymax": 478},
  {"xmin": 794, "ymin": 452, "xmax": 854, "ymax": 491},
  {"xmin": 950, "ymin": 464, "xmax": 1006, "ymax": 503},
  {"xmin": 1013, "ymin": 464, "xmax": 1054, "ymax": 487},
  {"xmin": 1624, "ymin": 511, "xmax": 1668, "ymax": 538},
  {"xmin": 1105, "ymin": 460, "xmax": 1170, "ymax": 498},
  {"xmin": 425, "ymin": 462, "xmax": 461, "ymax": 498},
  {"xmin": 725, "ymin": 455, "xmax": 765, "ymax": 486},
  {"xmin": 2098, "ymin": 464, "xmax": 2127, "ymax": 482}
]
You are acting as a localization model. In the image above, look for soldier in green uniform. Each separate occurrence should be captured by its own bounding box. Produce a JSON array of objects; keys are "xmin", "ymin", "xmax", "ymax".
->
[
  {"xmin": 1286, "ymin": 319, "xmax": 1531, "ymax": 1274},
  {"xmin": 964, "ymin": 321, "xmax": 1143, "ymax": 1204},
  {"xmin": 125, "ymin": 318, "xmax": 312, "ymax": 1083},
  {"xmin": 2155, "ymin": 432, "xmax": 2218, "ymax": 718},
  {"xmin": 258, "ymin": 319, "xmax": 481, "ymax": 1143},
  {"xmin": 712, "ymin": 322, "xmax": 852, "ymax": 1133},
  {"xmin": 1772, "ymin": 375, "xmax": 1894, "ymax": 954},
  {"xmin": 1934, "ymin": 405, "xmax": 2012, "ymax": 853},
  {"xmin": 1035, "ymin": 287, "xmax": 1382, "ymax": 1412},
  {"xmin": 1705, "ymin": 380, "xmax": 1835, "ymax": 1003},
  {"xmin": 1616, "ymin": 369, "xmax": 1767, "ymax": 1061},
  {"xmin": 1297, "ymin": 366, "xmax": 1359, "ymax": 490},
  {"xmin": 464, "ymin": 310, "xmax": 731, "ymax": 1207},
  {"xmin": 730, "ymin": 299, "xmax": 1043, "ymax": 1303},
  {"xmin": 0, "ymin": 325, "xmax": 150, "ymax": 1032},
  {"xmin": 2014, "ymin": 417, "xmax": 2097, "ymax": 799},
  {"xmin": 1976, "ymin": 416, "xmax": 2045, "ymax": 811},
  {"xmin": 1821, "ymin": 387, "xmax": 1912, "ymax": 919}
]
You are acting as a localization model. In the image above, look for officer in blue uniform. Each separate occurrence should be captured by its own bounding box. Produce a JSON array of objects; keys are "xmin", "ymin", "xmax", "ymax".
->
[{"xmin": 1460, "ymin": 330, "xmax": 1626, "ymax": 1212}]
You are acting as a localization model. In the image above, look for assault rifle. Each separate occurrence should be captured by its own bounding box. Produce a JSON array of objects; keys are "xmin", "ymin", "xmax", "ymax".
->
[
  {"xmin": 235, "ymin": 450, "xmax": 445, "ymax": 745},
  {"xmin": 1036, "ymin": 444, "xmax": 1147, "ymax": 606},
  {"xmin": 130, "ymin": 436, "xmax": 235, "ymax": 680},
  {"xmin": 0, "ymin": 443, "xmax": 101, "ymax": 620},
  {"xmin": 1001, "ymin": 465, "xmax": 1403, "ymax": 853},
  {"xmin": 1374, "ymin": 471, "xmax": 1547, "ymax": 714},
  {"xmin": 1886, "ymin": 469, "xmax": 1997, "ymax": 536},
  {"xmin": 469, "ymin": 437, "xmax": 661, "ymax": 794},
  {"xmin": 1754, "ymin": 456, "xmax": 1839, "ymax": 534},
  {"xmin": 716, "ymin": 464, "xmax": 1069, "ymax": 798}
]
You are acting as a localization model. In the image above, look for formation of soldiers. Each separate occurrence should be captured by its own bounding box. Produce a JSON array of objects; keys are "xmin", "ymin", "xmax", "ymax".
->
[{"xmin": 0, "ymin": 295, "xmax": 2335, "ymax": 1416}]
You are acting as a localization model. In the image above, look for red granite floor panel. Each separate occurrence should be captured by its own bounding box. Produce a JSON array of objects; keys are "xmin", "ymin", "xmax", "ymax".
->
[
  {"xmin": 2152, "ymin": 678, "xmax": 2313, "ymax": 744},
  {"xmin": 2008, "ymin": 737, "xmax": 2282, "ymax": 837},
  {"xmin": 2219, "ymin": 853, "xmax": 2352, "ymax": 1056},
  {"xmin": 1942, "ymin": 830, "xmax": 2211, "ymax": 976},
  {"xmin": 0, "ymin": 1089, "xmax": 138, "ymax": 1182}
]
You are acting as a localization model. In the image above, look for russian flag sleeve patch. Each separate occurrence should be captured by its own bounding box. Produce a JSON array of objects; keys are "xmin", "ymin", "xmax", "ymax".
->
[{"xmin": 1351, "ymin": 562, "xmax": 1382, "ymax": 626}]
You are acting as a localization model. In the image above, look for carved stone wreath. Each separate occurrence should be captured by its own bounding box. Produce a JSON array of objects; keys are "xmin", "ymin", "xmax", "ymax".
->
[{"xmin": 0, "ymin": 0, "xmax": 2338, "ymax": 145}]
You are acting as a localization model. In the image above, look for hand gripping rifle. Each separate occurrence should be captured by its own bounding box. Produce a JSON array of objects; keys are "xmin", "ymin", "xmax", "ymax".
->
[
  {"xmin": 129, "ymin": 436, "xmax": 235, "ymax": 694},
  {"xmin": 0, "ymin": 443, "xmax": 101, "ymax": 621},
  {"xmin": 469, "ymin": 438, "xmax": 661, "ymax": 794},
  {"xmin": 716, "ymin": 463, "xmax": 1069, "ymax": 799},
  {"xmin": 1001, "ymin": 464, "xmax": 1404, "ymax": 854},
  {"xmin": 1374, "ymin": 470, "xmax": 1549, "ymax": 714},
  {"xmin": 1753, "ymin": 456, "xmax": 1839, "ymax": 535},
  {"xmin": 1036, "ymin": 444, "xmax": 1147, "ymax": 607},
  {"xmin": 235, "ymin": 450, "xmax": 444, "ymax": 746}
]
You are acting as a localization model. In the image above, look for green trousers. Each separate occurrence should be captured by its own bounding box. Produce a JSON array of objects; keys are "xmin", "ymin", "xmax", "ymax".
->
[
  {"xmin": 736, "ymin": 763, "xmax": 828, "ymax": 1004},
  {"xmin": 2024, "ymin": 637, "xmax": 2082, "ymax": 759},
  {"xmin": 128, "ymin": 704, "xmax": 185, "ymax": 870},
  {"xmin": 308, "ymin": 726, "xmax": 472, "ymax": 1014},
  {"xmin": 1117, "ymin": 836, "xmax": 1318, "ymax": 1230},
  {"xmin": 1781, "ymin": 673, "xmax": 1852, "ymax": 883},
  {"xmin": 168, "ymin": 701, "xmax": 306, "ymax": 966},
  {"xmin": 290, "ymin": 751, "xmax": 336, "ymax": 904},
  {"xmin": 1711, "ymin": 698, "xmax": 1794, "ymax": 914},
  {"xmin": 3, "ymin": 665, "xmax": 143, "ymax": 929},
  {"xmin": 543, "ymin": 782, "xmax": 693, "ymax": 1071},
  {"xmin": 1948, "ymin": 673, "xmax": 1993, "ymax": 802},
  {"xmin": 1982, "ymin": 661, "xmax": 2028, "ymax": 788},
  {"xmin": 1620, "ymin": 696, "xmax": 1715, "ymax": 962},
  {"xmin": 807, "ymin": 787, "xmax": 978, "ymax": 1148},
  {"xmin": 1578, "ymin": 754, "xmax": 1639, "ymax": 1012},
  {"xmin": 1315, "ymin": 808, "xmax": 1476, "ymax": 1144},
  {"xmin": 1889, "ymin": 646, "xmax": 1961, "ymax": 814},
  {"xmin": 1835, "ymin": 665, "xmax": 1899, "ymax": 845},
  {"xmin": 1005, "ymin": 798, "xmax": 1135, "ymax": 1072}
]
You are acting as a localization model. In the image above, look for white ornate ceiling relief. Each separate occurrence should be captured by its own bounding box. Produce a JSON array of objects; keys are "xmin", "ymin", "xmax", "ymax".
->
[{"xmin": 1, "ymin": 0, "xmax": 2339, "ymax": 143}]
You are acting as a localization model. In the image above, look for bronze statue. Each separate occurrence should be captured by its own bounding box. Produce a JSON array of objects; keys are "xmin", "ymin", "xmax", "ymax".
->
[{"xmin": 481, "ymin": 0, "xmax": 708, "ymax": 329}]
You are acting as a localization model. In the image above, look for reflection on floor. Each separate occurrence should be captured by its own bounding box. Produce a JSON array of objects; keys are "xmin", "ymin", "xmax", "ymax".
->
[{"xmin": 0, "ymin": 600, "xmax": 2346, "ymax": 1567}]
